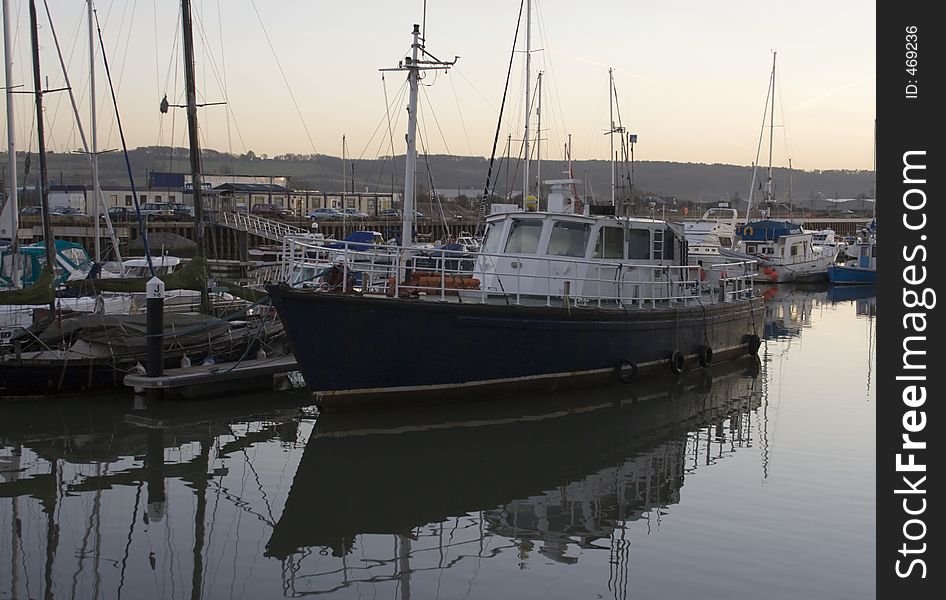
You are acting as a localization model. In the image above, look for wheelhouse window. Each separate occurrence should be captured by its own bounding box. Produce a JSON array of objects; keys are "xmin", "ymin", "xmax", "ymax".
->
[
  {"xmin": 547, "ymin": 221, "xmax": 590, "ymax": 257},
  {"xmin": 481, "ymin": 223, "xmax": 503, "ymax": 254},
  {"xmin": 791, "ymin": 244, "xmax": 799, "ymax": 256},
  {"xmin": 593, "ymin": 226, "xmax": 624, "ymax": 259},
  {"xmin": 504, "ymin": 219, "xmax": 544, "ymax": 254},
  {"xmin": 627, "ymin": 228, "xmax": 651, "ymax": 260}
]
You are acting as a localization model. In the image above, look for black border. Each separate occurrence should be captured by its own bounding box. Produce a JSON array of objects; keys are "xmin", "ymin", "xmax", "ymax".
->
[{"xmin": 877, "ymin": 1, "xmax": 939, "ymax": 596}]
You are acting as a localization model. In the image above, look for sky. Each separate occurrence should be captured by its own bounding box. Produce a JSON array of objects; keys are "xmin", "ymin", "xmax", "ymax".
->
[{"xmin": 3, "ymin": 0, "xmax": 875, "ymax": 172}]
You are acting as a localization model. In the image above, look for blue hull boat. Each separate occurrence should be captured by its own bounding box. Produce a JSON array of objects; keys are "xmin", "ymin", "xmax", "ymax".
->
[{"xmin": 827, "ymin": 265, "xmax": 876, "ymax": 285}]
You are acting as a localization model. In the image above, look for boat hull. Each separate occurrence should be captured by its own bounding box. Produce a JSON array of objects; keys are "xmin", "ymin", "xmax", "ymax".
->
[
  {"xmin": 827, "ymin": 265, "xmax": 876, "ymax": 285},
  {"xmin": 267, "ymin": 285, "xmax": 764, "ymax": 409}
]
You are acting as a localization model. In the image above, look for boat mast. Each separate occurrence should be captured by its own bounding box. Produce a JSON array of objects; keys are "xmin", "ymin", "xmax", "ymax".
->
[
  {"xmin": 522, "ymin": 0, "xmax": 531, "ymax": 210},
  {"xmin": 383, "ymin": 23, "xmax": 455, "ymax": 249},
  {"xmin": 609, "ymin": 68, "xmax": 615, "ymax": 209},
  {"xmin": 29, "ymin": 0, "xmax": 56, "ymax": 301},
  {"xmin": 2, "ymin": 0, "xmax": 18, "ymax": 286},
  {"xmin": 765, "ymin": 52, "xmax": 776, "ymax": 208},
  {"xmin": 180, "ymin": 0, "xmax": 209, "ymax": 312},
  {"xmin": 88, "ymin": 0, "xmax": 101, "ymax": 262},
  {"xmin": 403, "ymin": 25, "xmax": 421, "ymax": 248},
  {"xmin": 535, "ymin": 70, "xmax": 542, "ymax": 206}
]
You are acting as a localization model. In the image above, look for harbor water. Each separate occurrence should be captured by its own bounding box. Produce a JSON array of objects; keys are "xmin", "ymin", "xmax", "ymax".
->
[{"xmin": 0, "ymin": 284, "xmax": 876, "ymax": 599}]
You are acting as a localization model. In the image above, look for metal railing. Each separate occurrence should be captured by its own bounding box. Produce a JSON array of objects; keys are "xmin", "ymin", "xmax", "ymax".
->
[
  {"xmin": 216, "ymin": 212, "xmax": 308, "ymax": 242},
  {"xmin": 280, "ymin": 237, "xmax": 757, "ymax": 308}
]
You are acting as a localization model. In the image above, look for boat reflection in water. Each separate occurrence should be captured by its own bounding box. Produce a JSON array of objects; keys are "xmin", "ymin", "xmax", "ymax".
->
[
  {"xmin": 266, "ymin": 357, "xmax": 763, "ymax": 593},
  {"xmin": 1, "ymin": 356, "xmax": 762, "ymax": 599}
]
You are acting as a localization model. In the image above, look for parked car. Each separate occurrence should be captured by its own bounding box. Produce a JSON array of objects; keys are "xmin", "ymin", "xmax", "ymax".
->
[
  {"xmin": 307, "ymin": 207, "xmax": 343, "ymax": 220},
  {"xmin": 101, "ymin": 206, "xmax": 135, "ymax": 222},
  {"xmin": 139, "ymin": 202, "xmax": 176, "ymax": 221},
  {"xmin": 341, "ymin": 207, "xmax": 369, "ymax": 218},
  {"xmin": 378, "ymin": 208, "xmax": 401, "ymax": 219},
  {"xmin": 168, "ymin": 203, "xmax": 195, "ymax": 219},
  {"xmin": 51, "ymin": 206, "xmax": 89, "ymax": 218},
  {"xmin": 19, "ymin": 206, "xmax": 42, "ymax": 216},
  {"xmin": 251, "ymin": 203, "xmax": 294, "ymax": 218}
]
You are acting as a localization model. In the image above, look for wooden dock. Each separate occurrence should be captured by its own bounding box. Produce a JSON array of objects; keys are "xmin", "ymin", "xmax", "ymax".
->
[{"xmin": 124, "ymin": 354, "xmax": 303, "ymax": 398}]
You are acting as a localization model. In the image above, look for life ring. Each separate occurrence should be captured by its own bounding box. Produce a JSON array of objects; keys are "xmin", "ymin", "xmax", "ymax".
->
[
  {"xmin": 743, "ymin": 226, "xmax": 754, "ymax": 237},
  {"xmin": 698, "ymin": 345, "xmax": 713, "ymax": 368},
  {"xmin": 669, "ymin": 351, "xmax": 685, "ymax": 375},
  {"xmin": 617, "ymin": 359, "xmax": 638, "ymax": 384}
]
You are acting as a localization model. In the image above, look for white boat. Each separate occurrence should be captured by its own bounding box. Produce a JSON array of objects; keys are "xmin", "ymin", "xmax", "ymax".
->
[
  {"xmin": 807, "ymin": 228, "xmax": 846, "ymax": 260},
  {"xmin": 682, "ymin": 206, "xmax": 740, "ymax": 267},
  {"xmin": 725, "ymin": 219, "xmax": 834, "ymax": 283}
]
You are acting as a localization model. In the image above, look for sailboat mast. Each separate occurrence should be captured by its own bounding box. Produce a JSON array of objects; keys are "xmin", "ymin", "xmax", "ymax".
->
[
  {"xmin": 180, "ymin": 0, "xmax": 209, "ymax": 311},
  {"xmin": 535, "ymin": 70, "xmax": 542, "ymax": 204},
  {"xmin": 402, "ymin": 24, "xmax": 421, "ymax": 249},
  {"xmin": 2, "ymin": 0, "xmax": 19, "ymax": 286},
  {"xmin": 522, "ymin": 0, "xmax": 531, "ymax": 209},
  {"xmin": 28, "ymin": 0, "xmax": 55, "ymax": 283},
  {"xmin": 181, "ymin": 0, "xmax": 204, "ymax": 255},
  {"xmin": 765, "ymin": 51, "xmax": 776, "ymax": 205},
  {"xmin": 88, "ymin": 0, "xmax": 101, "ymax": 262},
  {"xmin": 609, "ymin": 68, "xmax": 615, "ymax": 208}
]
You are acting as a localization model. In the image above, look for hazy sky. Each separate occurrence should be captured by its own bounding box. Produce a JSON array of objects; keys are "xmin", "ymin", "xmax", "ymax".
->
[{"xmin": 3, "ymin": 0, "xmax": 875, "ymax": 171}]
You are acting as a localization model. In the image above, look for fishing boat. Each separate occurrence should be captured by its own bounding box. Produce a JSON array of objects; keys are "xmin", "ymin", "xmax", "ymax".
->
[{"xmin": 268, "ymin": 15, "xmax": 764, "ymax": 409}]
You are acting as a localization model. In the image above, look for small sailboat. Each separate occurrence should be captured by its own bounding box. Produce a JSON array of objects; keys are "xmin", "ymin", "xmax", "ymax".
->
[{"xmin": 727, "ymin": 53, "xmax": 833, "ymax": 283}]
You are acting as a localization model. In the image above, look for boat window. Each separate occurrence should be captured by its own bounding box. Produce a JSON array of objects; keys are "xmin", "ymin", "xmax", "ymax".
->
[
  {"xmin": 593, "ymin": 226, "xmax": 624, "ymax": 259},
  {"xmin": 547, "ymin": 221, "xmax": 590, "ymax": 257},
  {"xmin": 791, "ymin": 244, "xmax": 799, "ymax": 256},
  {"xmin": 627, "ymin": 228, "xmax": 651, "ymax": 260},
  {"xmin": 504, "ymin": 219, "xmax": 544, "ymax": 254},
  {"xmin": 481, "ymin": 223, "xmax": 503, "ymax": 254},
  {"xmin": 663, "ymin": 229, "xmax": 676, "ymax": 261}
]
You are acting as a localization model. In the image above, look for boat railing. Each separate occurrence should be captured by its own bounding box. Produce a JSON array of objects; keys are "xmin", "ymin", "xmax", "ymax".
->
[{"xmin": 280, "ymin": 237, "xmax": 757, "ymax": 307}]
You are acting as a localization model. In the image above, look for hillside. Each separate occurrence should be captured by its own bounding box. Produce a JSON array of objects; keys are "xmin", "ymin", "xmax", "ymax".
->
[{"xmin": 4, "ymin": 146, "xmax": 873, "ymax": 207}]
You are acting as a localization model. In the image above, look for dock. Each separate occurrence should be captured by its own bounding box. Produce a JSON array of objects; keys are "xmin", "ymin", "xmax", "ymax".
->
[{"xmin": 124, "ymin": 354, "xmax": 303, "ymax": 398}]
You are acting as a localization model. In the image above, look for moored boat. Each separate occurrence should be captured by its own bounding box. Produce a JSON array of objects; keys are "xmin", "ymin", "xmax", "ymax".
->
[
  {"xmin": 726, "ymin": 219, "xmax": 834, "ymax": 283},
  {"xmin": 828, "ymin": 235, "xmax": 876, "ymax": 284},
  {"xmin": 269, "ymin": 211, "xmax": 763, "ymax": 408}
]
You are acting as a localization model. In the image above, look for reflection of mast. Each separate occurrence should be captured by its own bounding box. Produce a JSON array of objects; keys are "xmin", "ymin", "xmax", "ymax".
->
[
  {"xmin": 397, "ymin": 535, "xmax": 412, "ymax": 600},
  {"xmin": 190, "ymin": 438, "xmax": 211, "ymax": 600},
  {"xmin": 43, "ymin": 458, "xmax": 59, "ymax": 600}
]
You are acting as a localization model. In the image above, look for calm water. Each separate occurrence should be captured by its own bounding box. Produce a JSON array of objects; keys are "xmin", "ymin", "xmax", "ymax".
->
[{"xmin": 1, "ymin": 285, "xmax": 876, "ymax": 600}]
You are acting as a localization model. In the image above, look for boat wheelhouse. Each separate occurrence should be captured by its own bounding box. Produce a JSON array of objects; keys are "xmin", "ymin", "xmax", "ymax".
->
[{"xmin": 728, "ymin": 219, "xmax": 834, "ymax": 283}]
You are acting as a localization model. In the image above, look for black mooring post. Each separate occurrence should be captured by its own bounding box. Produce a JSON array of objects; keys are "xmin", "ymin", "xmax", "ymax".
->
[{"xmin": 146, "ymin": 276, "xmax": 165, "ymax": 378}]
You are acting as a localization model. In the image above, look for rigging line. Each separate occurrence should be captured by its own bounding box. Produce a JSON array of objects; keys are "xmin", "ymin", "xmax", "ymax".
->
[
  {"xmin": 451, "ymin": 67, "xmax": 497, "ymax": 113},
  {"xmin": 156, "ymin": 4, "xmax": 182, "ymax": 148},
  {"xmin": 215, "ymin": 0, "xmax": 234, "ymax": 170},
  {"xmin": 102, "ymin": 0, "xmax": 138, "ymax": 153},
  {"xmin": 447, "ymin": 73, "xmax": 473, "ymax": 156},
  {"xmin": 361, "ymin": 82, "xmax": 408, "ymax": 192},
  {"xmin": 356, "ymin": 78, "xmax": 407, "ymax": 161},
  {"xmin": 416, "ymin": 124, "xmax": 448, "ymax": 231},
  {"xmin": 41, "ymin": 2, "xmax": 85, "ymax": 151},
  {"xmin": 97, "ymin": 0, "xmax": 132, "ymax": 147},
  {"xmin": 377, "ymin": 74, "xmax": 405, "ymax": 193},
  {"xmin": 534, "ymin": 1, "xmax": 567, "ymax": 150},
  {"xmin": 93, "ymin": 7, "xmax": 154, "ymax": 276},
  {"xmin": 247, "ymin": 0, "xmax": 325, "ymax": 178},
  {"xmin": 480, "ymin": 0, "xmax": 524, "ymax": 216},
  {"xmin": 420, "ymin": 85, "xmax": 451, "ymax": 155}
]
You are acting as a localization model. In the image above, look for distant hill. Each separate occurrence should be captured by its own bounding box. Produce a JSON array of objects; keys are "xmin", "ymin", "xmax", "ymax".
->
[{"xmin": 4, "ymin": 146, "xmax": 873, "ymax": 208}]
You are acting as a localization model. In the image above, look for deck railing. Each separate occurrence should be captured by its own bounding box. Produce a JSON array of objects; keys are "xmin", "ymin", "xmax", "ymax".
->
[{"xmin": 280, "ymin": 237, "xmax": 757, "ymax": 307}]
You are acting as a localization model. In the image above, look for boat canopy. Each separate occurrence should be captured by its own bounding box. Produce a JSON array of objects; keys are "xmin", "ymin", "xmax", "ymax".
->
[{"xmin": 736, "ymin": 220, "xmax": 803, "ymax": 242}]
